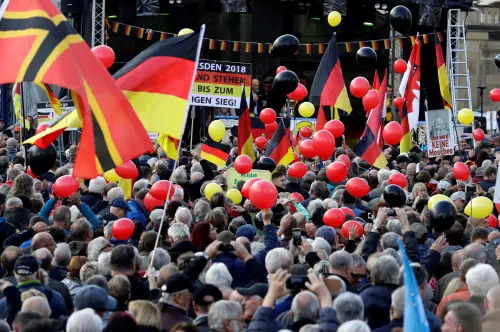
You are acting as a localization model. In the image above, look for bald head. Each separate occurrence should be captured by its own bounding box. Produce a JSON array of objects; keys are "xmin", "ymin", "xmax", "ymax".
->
[
  {"xmin": 21, "ymin": 296, "xmax": 51, "ymax": 318},
  {"xmin": 158, "ymin": 264, "xmax": 179, "ymax": 288},
  {"xmin": 293, "ymin": 213, "xmax": 307, "ymax": 229},
  {"xmin": 452, "ymin": 249, "xmax": 464, "ymax": 271},
  {"xmin": 236, "ymin": 236, "xmax": 251, "ymax": 254},
  {"xmin": 5, "ymin": 197, "xmax": 22, "ymax": 209},
  {"xmin": 486, "ymin": 284, "xmax": 500, "ymax": 312},
  {"xmin": 31, "ymin": 233, "xmax": 56, "ymax": 255}
]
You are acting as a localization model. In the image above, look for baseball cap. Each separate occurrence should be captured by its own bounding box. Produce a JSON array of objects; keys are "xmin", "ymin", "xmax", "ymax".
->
[
  {"xmin": 437, "ymin": 181, "xmax": 451, "ymax": 191},
  {"xmin": 111, "ymin": 199, "xmax": 131, "ymax": 212},
  {"xmin": 193, "ymin": 284, "xmax": 223, "ymax": 306},
  {"xmin": 162, "ymin": 273, "xmax": 195, "ymax": 294},
  {"xmin": 74, "ymin": 285, "xmax": 117, "ymax": 311},
  {"xmin": 315, "ymin": 226, "xmax": 336, "ymax": 245},
  {"xmin": 235, "ymin": 224, "xmax": 257, "ymax": 242},
  {"xmin": 396, "ymin": 155, "xmax": 410, "ymax": 164},
  {"xmin": 236, "ymin": 283, "xmax": 268, "ymax": 298},
  {"xmin": 15, "ymin": 255, "xmax": 39, "ymax": 276},
  {"xmin": 450, "ymin": 191, "xmax": 466, "ymax": 201}
]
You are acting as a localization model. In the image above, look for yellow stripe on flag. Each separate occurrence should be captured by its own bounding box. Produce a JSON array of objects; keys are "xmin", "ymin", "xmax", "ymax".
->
[
  {"xmin": 400, "ymin": 131, "xmax": 412, "ymax": 154},
  {"xmin": 119, "ymin": 178, "xmax": 132, "ymax": 200},
  {"xmin": 337, "ymin": 86, "xmax": 352, "ymax": 114},
  {"xmin": 200, "ymin": 151, "xmax": 226, "ymax": 168}
]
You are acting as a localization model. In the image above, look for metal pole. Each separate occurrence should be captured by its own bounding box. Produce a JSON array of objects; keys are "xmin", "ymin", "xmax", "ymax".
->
[
  {"xmin": 189, "ymin": 106, "xmax": 195, "ymax": 151},
  {"xmin": 19, "ymin": 83, "xmax": 25, "ymax": 163},
  {"xmin": 390, "ymin": 29, "xmax": 396, "ymax": 120},
  {"xmin": 478, "ymin": 85, "xmax": 485, "ymax": 127}
]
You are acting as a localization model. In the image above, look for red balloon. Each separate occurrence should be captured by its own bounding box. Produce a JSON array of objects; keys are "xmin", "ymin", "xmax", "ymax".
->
[
  {"xmin": 346, "ymin": 177, "xmax": 370, "ymax": 198},
  {"xmin": 242, "ymin": 177, "xmax": 262, "ymax": 199},
  {"xmin": 292, "ymin": 153, "xmax": 300, "ymax": 164},
  {"xmin": 91, "ymin": 45, "xmax": 115, "ymax": 69},
  {"xmin": 362, "ymin": 89, "xmax": 380, "ymax": 111},
  {"xmin": 234, "ymin": 155, "xmax": 253, "ymax": 174},
  {"xmin": 340, "ymin": 207, "xmax": 355, "ymax": 218},
  {"xmin": 299, "ymin": 140, "xmax": 316, "ymax": 159},
  {"xmin": 255, "ymin": 136, "xmax": 268, "ymax": 150},
  {"xmin": 323, "ymin": 208, "xmax": 345, "ymax": 228},
  {"xmin": 452, "ymin": 162, "xmax": 470, "ymax": 181},
  {"xmin": 299, "ymin": 127, "xmax": 313, "ymax": 138},
  {"xmin": 473, "ymin": 128, "xmax": 485, "ymax": 141},
  {"xmin": 276, "ymin": 66, "xmax": 287, "ymax": 74},
  {"xmin": 112, "ymin": 218, "xmax": 134, "ymax": 240},
  {"xmin": 53, "ymin": 175, "xmax": 79, "ymax": 198},
  {"xmin": 350, "ymin": 77, "xmax": 370, "ymax": 98},
  {"xmin": 265, "ymin": 121, "xmax": 278, "ymax": 139},
  {"xmin": 324, "ymin": 120, "xmax": 345, "ymax": 138},
  {"xmin": 288, "ymin": 162, "xmax": 308, "ymax": 178},
  {"xmin": 150, "ymin": 180, "xmax": 175, "ymax": 201},
  {"xmin": 259, "ymin": 108, "xmax": 276, "ymax": 124},
  {"xmin": 394, "ymin": 59, "xmax": 407, "ymax": 74},
  {"xmin": 115, "ymin": 161, "xmax": 138, "ymax": 179},
  {"xmin": 341, "ymin": 220, "xmax": 363, "ymax": 239},
  {"xmin": 249, "ymin": 180, "xmax": 278, "ymax": 210},
  {"xmin": 26, "ymin": 167, "xmax": 39, "ymax": 179},
  {"xmin": 487, "ymin": 214, "xmax": 498, "ymax": 228},
  {"xmin": 144, "ymin": 193, "xmax": 164, "ymax": 212},
  {"xmin": 36, "ymin": 123, "xmax": 49, "ymax": 134},
  {"xmin": 336, "ymin": 155, "xmax": 351, "ymax": 168},
  {"xmin": 490, "ymin": 88, "xmax": 500, "ymax": 102},
  {"xmin": 393, "ymin": 97, "xmax": 405, "ymax": 109},
  {"xmin": 388, "ymin": 172, "xmax": 407, "ymax": 188},
  {"xmin": 287, "ymin": 83, "xmax": 308, "ymax": 101},
  {"xmin": 326, "ymin": 161, "xmax": 348, "ymax": 183},
  {"xmin": 312, "ymin": 130, "xmax": 335, "ymax": 160},
  {"xmin": 383, "ymin": 121, "xmax": 404, "ymax": 145},
  {"xmin": 290, "ymin": 192, "xmax": 304, "ymax": 202}
]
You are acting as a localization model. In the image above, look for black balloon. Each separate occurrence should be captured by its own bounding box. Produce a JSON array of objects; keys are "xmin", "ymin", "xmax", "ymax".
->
[
  {"xmin": 383, "ymin": 184, "xmax": 407, "ymax": 207},
  {"xmin": 273, "ymin": 70, "xmax": 298, "ymax": 95},
  {"xmin": 356, "ymin": 47, "xmax": 377, "ymax": 67},
  {"xmin": 430, "ymin": 200, "xmax": 457, "ymax": 233},
  {"xmin": 271, "ymin": 34, "xmax": 299, "ymax": 57},
  {"xmin": 390, "ymin": 5, "xmax": 412, "ymax": 34},
  {"xmin": 495, "ymin": 54, "xmax": 500, "ymax": 69},
  {"xmin": 27, "ymin": 144, "xmax": 57, "ymax": 176},
  {"xmin": 258, "ymin": 157, "xmax": 276, "ymax": 172}
]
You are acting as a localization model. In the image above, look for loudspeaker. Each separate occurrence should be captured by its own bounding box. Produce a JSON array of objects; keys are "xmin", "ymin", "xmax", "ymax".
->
[{"xmin": 60, "ymin": 0, "xmax": 82, "ymax": 13}]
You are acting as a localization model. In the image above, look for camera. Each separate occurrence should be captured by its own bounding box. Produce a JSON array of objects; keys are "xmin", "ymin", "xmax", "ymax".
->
[
  {"xmin": 218, "ymin": 243, "xmax": 234, "ymax": 252},
  {"xmin": 286, "ymin": 275, "xmax": 309, "ymax": 290}
]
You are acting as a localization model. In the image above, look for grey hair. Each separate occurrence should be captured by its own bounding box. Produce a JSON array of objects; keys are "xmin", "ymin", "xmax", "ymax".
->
[
  {"xmin": 386, "ymin": 219, "xmax": 403, "ymax": 236},
  {"xmin": 381, "ymin": 232, "xmax": 400, "ymax": 250},
  {"xmin": 312, "ymin": 237, "xmax": 331, "ymax": 257},
  {"xmin": 97, "ymin": 252, "xmax": 112, "ymax": 278},
  {"xmin": 5, "ymin": 197, "xmax": 22, "ymax": 209},
  {"xmin": 172, "ymin": 166, "xmax": 188, "ymax": 184},
  {"xmin": 148, "ymin": 248, "xmax": 171, "ymax": 270},
  {"xmin": 6, "ymin": 168, "xmax": 20, "ymax": 181},
  {"xmin": 298, "ymin": 325, "xmax": 319, "ymax": 332},
  {"xmin": 150, "ymin": 209, "xmax": 166, "ymax": 223},
  {"xmin": 133, "ymin": 179, "xmax": 149, "ymax": 195},
  {"xmin": 377, "ymin": 169, "xmax": 391, "ymax": 184},
  {"xmin": 463, "ymin": 243, "xmax": 487, "ymax": 263},
  {"xmin": 332, "ymin": 189, "xmax": 344, "ymax": 202},
  {"xmin": 310, "ymin": 181, "xmax": 327, "ymax": 198},
  {"xmin": 351, "ymin": 254, "xmax": 366, "ymax": 270},
  {"xmin": 208, "ymin": 300, "xmax": 243, "ymax": 332},
  {"xmin": 265, "ymin": 248, "xmax": 293, "ymax": 274},
  {"xmin": 307, "ymin": 199, "xmax": 324, "ymax": 217},
  {"xmin": 466, "ymin": 263, "xmax": 499, "ymax": 297},
  {"xmin": 194, "ymin": 200, "xmax": 211, "ymax": 220},
  {"xmin": 391, "ymin": 286, "xmax": 405, "ymax": 318},
  {"xmin": 87, "ymin": 237, "xmax": 111, "ymax": 262},
  {"xmin": 167, "ymin": 223, "xmax": 190, "ymax": 242},
  {"xmin": 312, "ymin": 260, "xmax": 331, "ymax": 276},
  {"xmin": 88, "ymin": 177, "xmax": 105, "ymax": 194},
  {"xmin": 303, "ymin": 171, "xmax": 316, "ymax": 184},
  {"xmin": 21, "ymin": 296, "xmax": 51, "ymax": 318},
  {"xmin": 291, "ymin": 291, "xmax": 320, "ymax": 322},
  {"xmin": 205, "ymin": 263, "xmax": 233, "ymax": 288},
  {"xmin": 372, "ymin": 255, "xmax": 400, "ymax": 285},
  {"xmin": 174, "ymin": 207, "xmax": 193, "ymax": 227},
  {"xmin": 80, "ymin": 262, "xmax": 99, "ymax": 283},
  {"xmin": 66, "ymin": 308, "xmax": 103, "ymax": 332},
  {"xmin": 251, "ymin": 242, "xmax": 265, "ymax": 255},
  {"xmin": 323, "ymin": 198, "xmax": 338, "ymax": 210},
  {"xmin": 381, "ymin": 248, "xmax": 402, "ymax": 266},
  {"xmin": 103, "ymin": 221, "xmax": 114, "ymax": 239},
  {"xmin": 338, "ymin": 320, "xmax": 371, "ymax": 332},
  {"xmin": 52, "ymin": 243, "xmax": 71, "ymax": 268},
  {"xmin": 191, "ymin": 162, "xmax": 204, "ymax": 175},
  {"xmin": 107, "ymin": 187, "xmax": 124, "ymax": 203},
  {"xmin": 333, "ymin": 292, "xmax": 364, "ymax": 323},
  {"xmin": 329, "ymin": 250, "xmax": 353, "ymax": 271}
]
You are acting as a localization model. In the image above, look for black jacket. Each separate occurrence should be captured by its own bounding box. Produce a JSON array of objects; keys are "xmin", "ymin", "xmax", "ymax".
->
[
  {"xmin": 81, "ymin": 193, "xmax": 102, "ymax": 210},
  {"xmin": 181, "ymin": 160, "xmax": 214, "ymax": 201},
  {"xmin": 167, "ymin": 241, "xmax": 199, "ymax": 264},
  {"xmin": 3, "ymin": 208, "xmax": 34, "ymax": 229},
  {"xmin": 284, "ymin": 182, "xmax": 310, "ymax": 200},
  {"xmin": 127, "ymin": 274, "xmax": 150, "ymax": 301},
  {"xmin": 0, "ymin": 219, "xmax": 17, "ymax": 254}
]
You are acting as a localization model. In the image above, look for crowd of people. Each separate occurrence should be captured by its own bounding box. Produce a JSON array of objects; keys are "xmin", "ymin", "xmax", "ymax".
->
[{"xmin": 0, "ymin": 129, "xmax": 497, "ymax": 332}]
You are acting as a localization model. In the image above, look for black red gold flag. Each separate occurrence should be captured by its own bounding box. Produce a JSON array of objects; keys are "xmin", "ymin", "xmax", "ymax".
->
[
  {"xmin": 237, "ymin": 87, "xmax": 256, "ymax": 162},
  {"xmin": 200, "ymin": 139, "xmax": 230, "ymax": 168},
  {"xmin": 265, "ymin": 118, "xmax": 294, "ymax": 167}
]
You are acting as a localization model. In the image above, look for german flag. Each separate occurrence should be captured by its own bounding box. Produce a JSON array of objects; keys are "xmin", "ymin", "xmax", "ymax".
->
[
  {"xmin": 157, "ymin": 133, "xmax": 179, "ymax": 159},
  {"xmin": 345, "ymin": 43, "xmax": 352, "ymax": 53},
  {"xmin": 237, "ymin": 87, "xmax": 256, "ymax": 162},
  {"xmin": 36, "ymin": 83, "xmax": 62, "ymax": 115},
  {"xmin": 265, "ymin": 118, "xmax": 294, "ymax": 167},
  {"xmin": 0, "ymin": 0, "xmax": 152, "ymax": 178},
  {"xmin": 435, "ymin": 33, "xmax": 452, "ymax": 109},
  {"xmin": 12, "ymin": 83, "xmax": 30, "ymax": 129},
  {"xmin": 310, "ymin": 34, "xmax": 352, "ymax": 131},
  {"xmin": 200, "ymin": 139, "xmax": 230, "ymax": 168}
]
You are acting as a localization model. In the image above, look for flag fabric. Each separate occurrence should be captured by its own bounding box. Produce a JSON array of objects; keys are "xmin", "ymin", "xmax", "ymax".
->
[
  {"xmin": 310, "ymin": 34, "xmax": 352, "ymax": 131},
  {"xmin": 372, "ymin": 71, "xmax": 381, "ymax": 91},
  {"xmin": 345, "ymin": 43, "xmax": 352, "ymax": 52},
  {"xmin": 257, "ymin": 43, "xmax": 264, "ymax": 53},
  {"xmin": 113, "ymin": 29, "xmax": 203, "ymax": 140},
  {"xmin": 435, "ymin": 34, "xmax": 452, "ymax": 109},
  {"xmin": 157, "ymin": 134, "xmax": 179, "ymax": 160},
  {"xmin": 12, "ymin": 83, "xmax": 25, "ymax": 129},
  {"xmin": 399, "ymin": 41, "xmax": 421, "ymax": 153},
  {"xmin": 237, "ymin": 88, "xmax": 256, "ymax": 162},
  {"xmin": 265, "ymin": 118, "xmax": 294, "ymax": 167},
  {"xmin": 0, "ymin": 0, "xmax": 153, "ymax": 178},
  {"xmin": 354, "ymin": 69, "xmax": 388, "ymax": 169},
  {"xmin": 384, "ymin": 39, "xmax": 391, "ymax": 49},
  {"xmin": 397, "ymin": 239, "xmax": 431, "ymax": 332},
  {"xmin": 36, "ymin": 83, "xmax": 62, "ymax": 115},
  {"xmin": 119, "ymin": 178, "xmax": 133, "ymax": 200},
  {"xmin": 200, "ymin": 138, "xmax": 230, "ymax": 168}
]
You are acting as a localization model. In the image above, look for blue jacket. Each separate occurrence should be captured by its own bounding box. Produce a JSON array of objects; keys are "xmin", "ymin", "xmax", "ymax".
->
[
  {"xmin": 212, "ymin": 252, "xmax": 251, "ymax": 288},
  {"xmin": 39, "ymin": 198, "xmax": 99, "ymax": 230},
  {"xmin": 126, "ymin": 199, "xmax": 149, "ymax": 225},
  {"xmin": 253, "ymin": 224, "xmax": 280, "ymax": 266},
  {"xmin": 360, "ymin": 284, "xmax": 399, "ymax": 329}
]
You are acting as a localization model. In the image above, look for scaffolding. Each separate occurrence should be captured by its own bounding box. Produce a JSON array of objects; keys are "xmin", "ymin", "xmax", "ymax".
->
[{"xmin": 91, "ymin": 0, "xmax": 106, "ymax": 47}]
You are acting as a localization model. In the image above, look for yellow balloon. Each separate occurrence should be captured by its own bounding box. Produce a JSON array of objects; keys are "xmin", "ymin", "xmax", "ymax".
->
[
  {"xmin": 103, "ymin": 169, "xmax": 120, "ymax": 183},
  {"xmin": 208, "ymin": 120, "xmax": 226, "ymax": 142},
  {"xmin": 178, "ymin": 28, "xmax": 194, "ymax": 36},
  {"xmin": 204, "ymin": 183, "xmax": 223, "ymax": 200},
  {"xmin": 457, "ymin": 108, "xmax": 474, "ymax": 125},
  {"xmin": 327, "ymin": 11, "xmax": 342, "ymax": 27},
  {"xmin": 298, "ymin": 102, "xmax": 315, "ymax": 118},
  {"xmin": 428, "ymin": 194, "xmax": 454, "ymax": 210},
  {"xmin": 226, "ymin": 189, "xmax": 242, "ymax": 205},
  {"xmin": 464, "ymin": 196, "xmax": 493, "ymax": 219}
]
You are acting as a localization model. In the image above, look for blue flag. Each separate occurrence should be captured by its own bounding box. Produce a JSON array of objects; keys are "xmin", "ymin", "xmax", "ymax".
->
[{"xmin": 397, "ymin": 239, "xmax": 430, "ymax": 332}]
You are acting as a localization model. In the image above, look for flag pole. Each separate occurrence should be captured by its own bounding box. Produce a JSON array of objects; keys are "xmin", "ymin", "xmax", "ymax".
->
[
  {"xmin": 0, "ymin": 0, "xmax": 9, "ymax": 22},
  {"xmin": 189, "ymin": 106, "xmax": 195, "ymax": 151},
  {"xmin": 149, "ymin": 25, "xmax": 206, "ymax": 268},
  {"xmin": 19, "ymin": 83, "xmax": 25, "ymax": 163}
]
